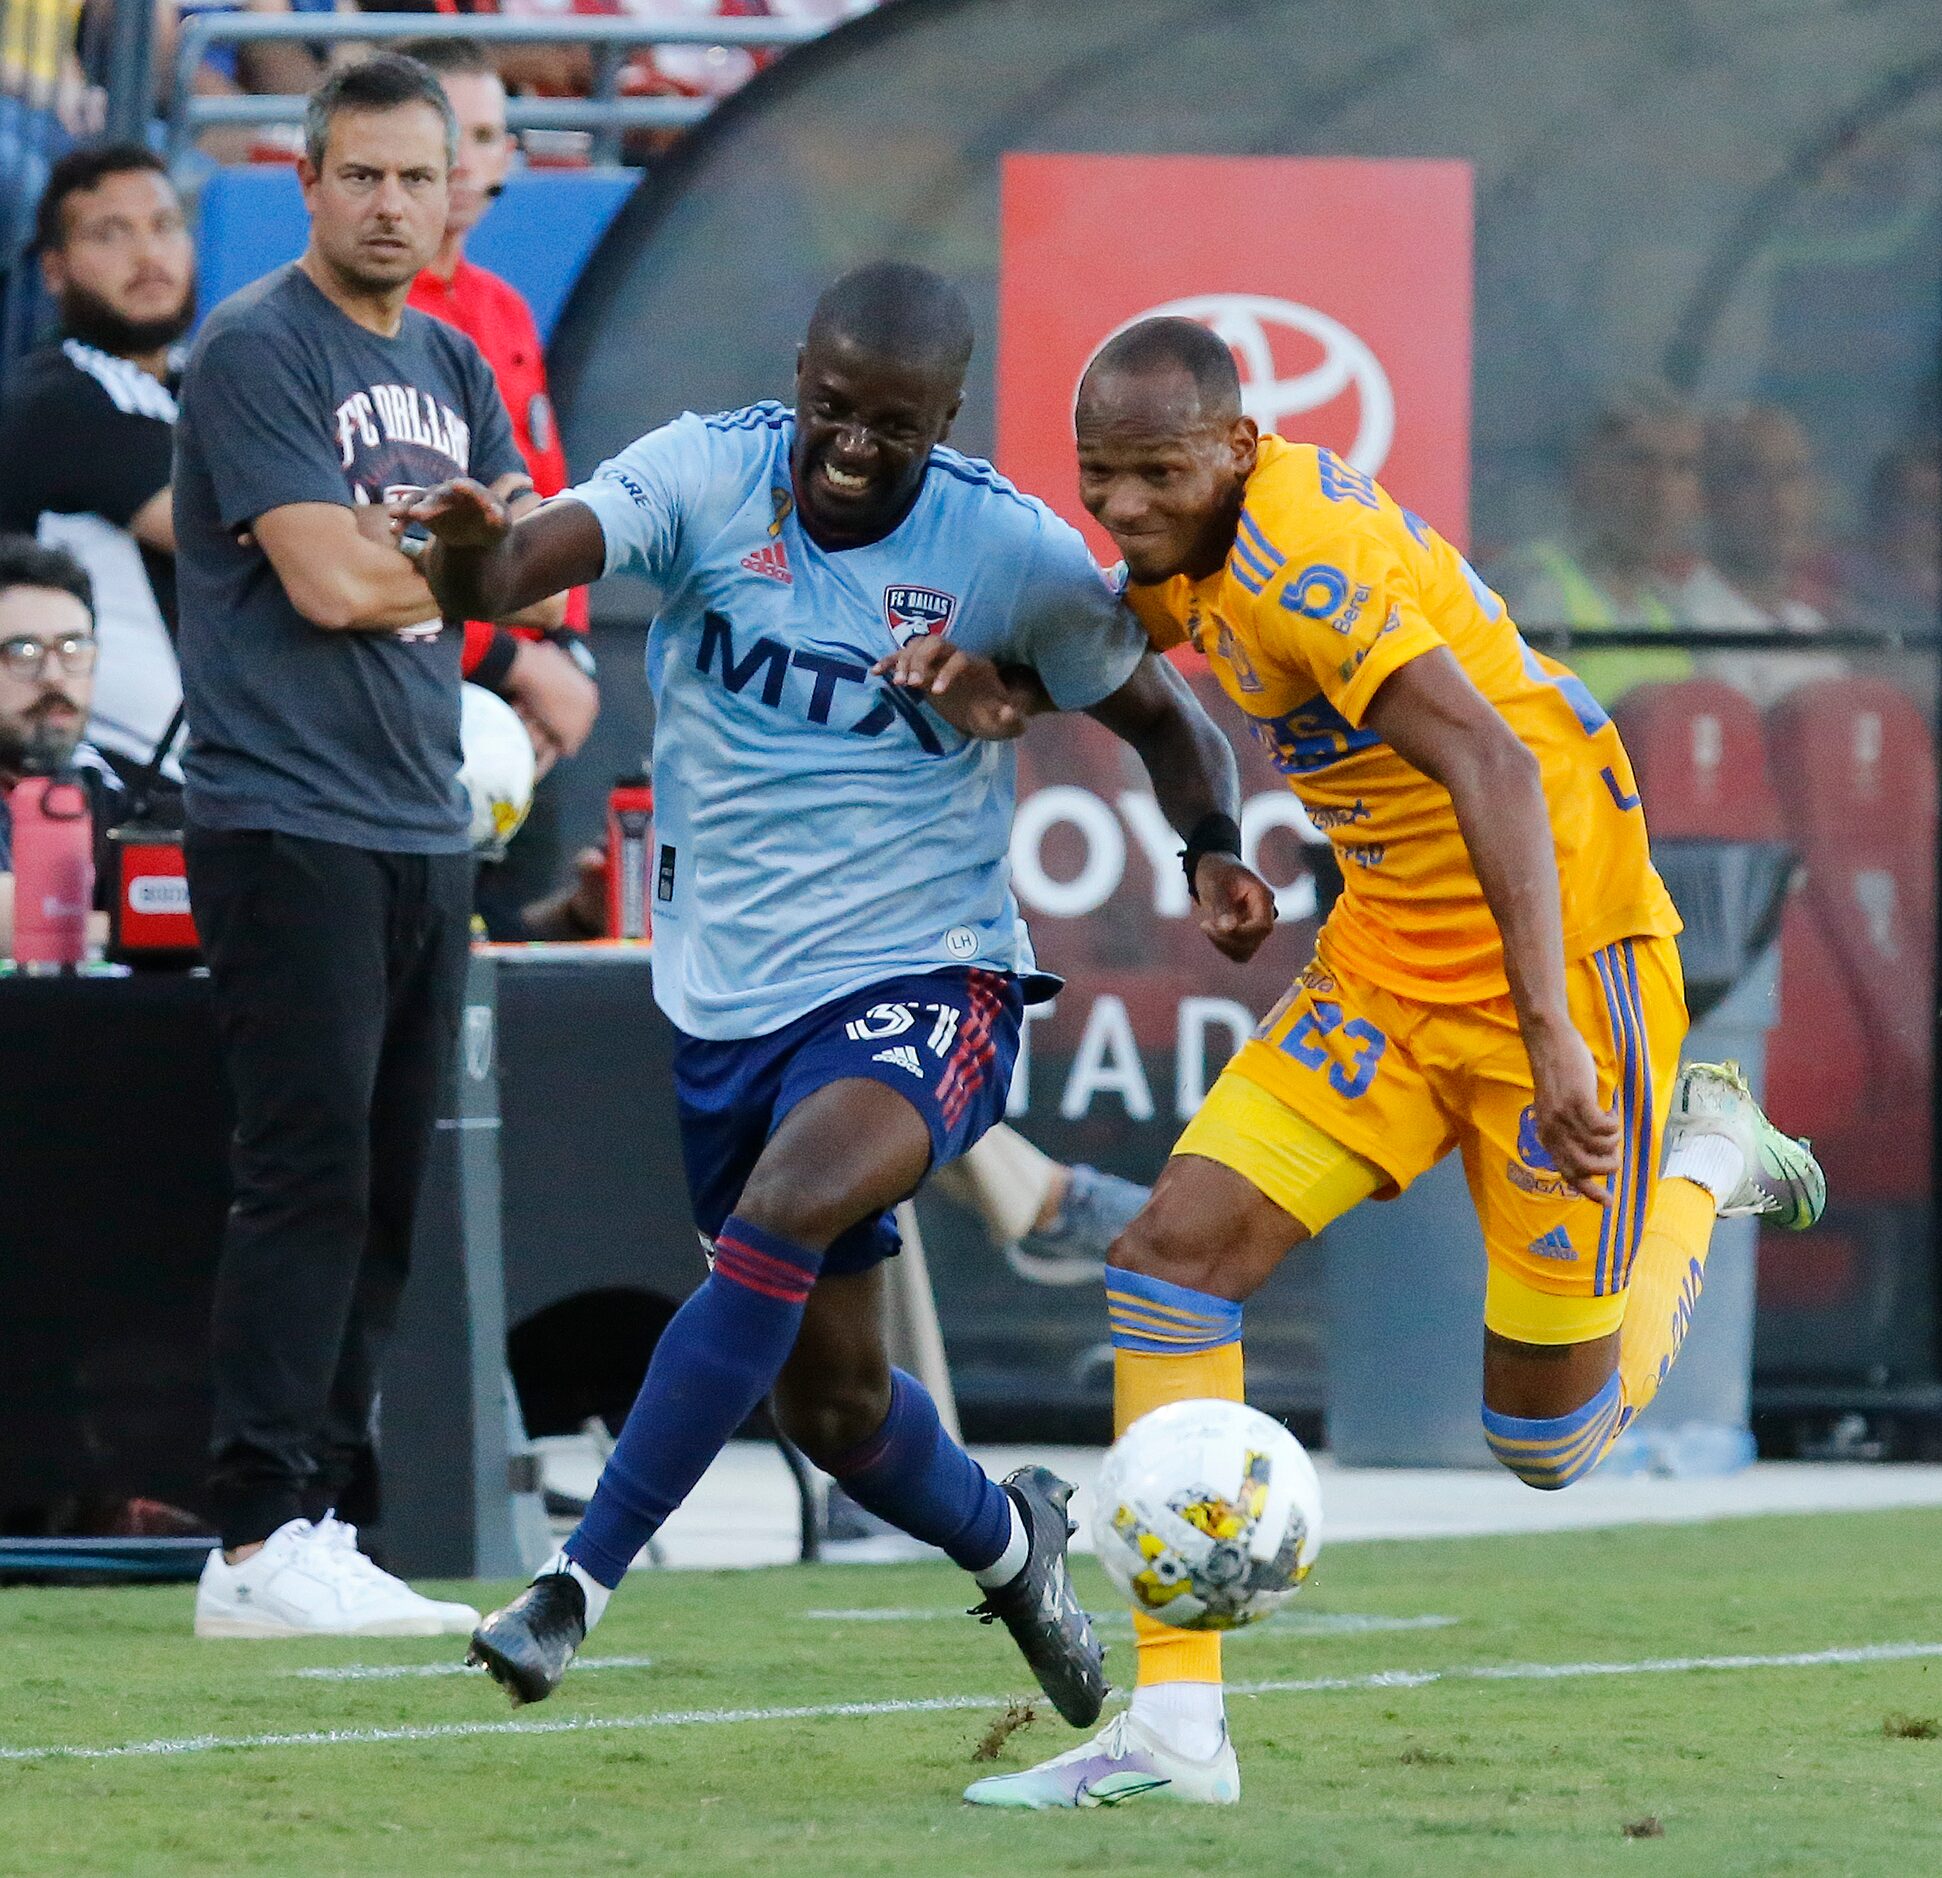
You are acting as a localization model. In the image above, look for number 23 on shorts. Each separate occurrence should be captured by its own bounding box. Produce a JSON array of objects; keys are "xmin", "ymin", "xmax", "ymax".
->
[{"xmin": 1279, "ymin": 996, "xmax": 1387, "ymax": 1099}]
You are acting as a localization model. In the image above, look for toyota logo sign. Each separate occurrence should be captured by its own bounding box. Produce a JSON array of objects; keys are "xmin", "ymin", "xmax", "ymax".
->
[{"xmin": 1098, "ymin": 294, "xmax": 1396, "ymax": 478}]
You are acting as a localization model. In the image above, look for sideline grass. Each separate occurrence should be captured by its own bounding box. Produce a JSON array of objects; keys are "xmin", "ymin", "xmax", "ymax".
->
[{"xmin": 2, "ymin": 1509, "xmax": 1940, "ymax": 1875}]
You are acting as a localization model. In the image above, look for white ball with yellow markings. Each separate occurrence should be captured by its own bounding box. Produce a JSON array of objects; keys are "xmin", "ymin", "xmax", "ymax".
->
[
  {"xmin": 1092, "ymin": 1398, "xmax": 1322, "ymax": 1631},
  {"xmin": 459, "ymin": 682, "xmax": 537, "ymax": 858}
]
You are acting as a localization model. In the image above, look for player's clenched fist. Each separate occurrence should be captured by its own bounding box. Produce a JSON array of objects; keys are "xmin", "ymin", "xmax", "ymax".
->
[
  {"xmin": 1526, "ymin": 1022, "xmax": 1622, "ymax": 1207},
  {"xmin": 1187, "ymin": 852, "xmax": 1277, "ymax": 964},
  {"xmin": 404, "ymin": 477, "xmax": 512, "ymax": 549}
]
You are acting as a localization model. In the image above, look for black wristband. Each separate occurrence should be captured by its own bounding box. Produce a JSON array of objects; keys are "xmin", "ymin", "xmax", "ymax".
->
[
  {"xmin": 470, "ymin": 625, "xmax": 520, "ymax": 695},
  {"xmin": 1182, "ymin": 811, "xmax": 1243, "ymax": 901}
]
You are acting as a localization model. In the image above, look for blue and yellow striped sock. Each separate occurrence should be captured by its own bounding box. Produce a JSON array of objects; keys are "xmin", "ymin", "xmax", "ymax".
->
[
  {"xmin": 1480, "ymin": 1371, "xmax": 1625, "ymax": 1491},
  {"xmin": 1106, "ymin": 1265, "xmax": 1245, "ymax": 1688}
]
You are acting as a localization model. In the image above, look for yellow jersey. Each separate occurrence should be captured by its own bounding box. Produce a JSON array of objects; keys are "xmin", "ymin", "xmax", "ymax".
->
[{"xmin": 1126, "ymin": 436, "xmax": 1680, "ymax": 1003}]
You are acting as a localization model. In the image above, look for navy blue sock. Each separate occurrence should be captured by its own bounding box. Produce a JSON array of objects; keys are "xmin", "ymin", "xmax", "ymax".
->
[
  {"xmin": 565, "ymin": 1216, "xmax": 820, "ymax": 1588},
  {"xmin": 827, "ymin": 1368, "xmax": 1014, "ymax": 1574}
]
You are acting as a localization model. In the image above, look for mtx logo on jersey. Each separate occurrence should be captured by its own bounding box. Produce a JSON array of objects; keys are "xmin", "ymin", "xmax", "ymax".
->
[
  {"xmin": 1507, "ymin": 1104, "xmax": 1572, "ymax": 1198},
  {"xmin": 884, "ymin": 585, "xmax": 957, "ymax": 647}
]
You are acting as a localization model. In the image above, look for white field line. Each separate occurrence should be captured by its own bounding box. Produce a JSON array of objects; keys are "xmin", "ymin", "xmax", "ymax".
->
[
  {"xmin": 800, "ymin": 1608, "xmax": 1459, "ymax": 1638},
  {"xmin": 6, "ymin": 1639, "xmax": 1939, "ymax": 1766},
  {"xmin": 289, "ymin": 1654, "xmax": 655, "ymax": 1683}
]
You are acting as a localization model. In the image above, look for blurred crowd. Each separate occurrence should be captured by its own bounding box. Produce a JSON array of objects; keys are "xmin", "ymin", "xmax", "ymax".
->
[{"xmin": 1487, "ymin": 381, "xmax": 1939, "ymax": 710}]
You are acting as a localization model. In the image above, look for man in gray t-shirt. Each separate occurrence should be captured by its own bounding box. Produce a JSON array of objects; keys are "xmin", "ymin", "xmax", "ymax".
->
[{"xmin": 174, "ymin": 55, "xmax": 539, "ymax": 1642}]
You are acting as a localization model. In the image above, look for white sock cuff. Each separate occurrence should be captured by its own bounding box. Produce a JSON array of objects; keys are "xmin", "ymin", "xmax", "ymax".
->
[
  {"xmin": 1663, "ymin": 1133, "xmax": 1743, "ymax": 1209},
  {"xmin": 1131, "ymin": 1680, "xmax": 1227, "ymax": 1761},
  {"xmin": 971, "ymin": 1494, "xmax": 1030, "ymax": 1589},
  {"xmin": 542, "ymin": 1550, "xmax": 612, "ymax": 1631}
]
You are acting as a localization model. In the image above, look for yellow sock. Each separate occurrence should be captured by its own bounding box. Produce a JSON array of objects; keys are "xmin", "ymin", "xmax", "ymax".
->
[
  {"xmin": 1615, "ymin": 1175, "xmax": 1718, "ymax": 1425},
  {"xmin": 1113, "ymin": 1341, "xmax": 1244, "ymax": 1687}
]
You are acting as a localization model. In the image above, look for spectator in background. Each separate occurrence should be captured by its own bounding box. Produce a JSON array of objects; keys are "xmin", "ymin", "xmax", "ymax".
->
[
  {"xmin": 1678, "ymin": 404, "xmax": 1844, "ymax": 708},
  {"xmin": 0, "ymin": 145, "xmax": 193, "ymax": 786},
  {"xmin": 1489, "ymin": 382, "xmax": 1698, "ymax": 705},
  {"xmin": 398, "ymin": 33, "xmax": 597, "ymax": 909},
  {"xmin": 1835, "ymin": 443, "xmax": 1940, "ymax": 638},
  {"xmin": 0, "ymin": 536, "xmax": 119, "ymax": 954}
]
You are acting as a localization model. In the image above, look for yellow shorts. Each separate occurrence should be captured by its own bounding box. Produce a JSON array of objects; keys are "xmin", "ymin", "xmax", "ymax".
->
[{"xmin": 1173, "ymin": 937, "xmax": 1688, "ymax": 1345}]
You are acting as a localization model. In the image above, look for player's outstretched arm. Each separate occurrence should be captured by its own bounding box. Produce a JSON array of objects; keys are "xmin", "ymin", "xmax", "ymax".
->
[
  {"xmin": 1364, "ymin": 648, "xmax": 1619, "ymax": 1205},
  {"xmin": 410, "ymin": 479, "xmax": 606, "ymax": 624},
  {"xmin": 1090, "ymin": 652, "xmax": 1277, "ymax": 963}
]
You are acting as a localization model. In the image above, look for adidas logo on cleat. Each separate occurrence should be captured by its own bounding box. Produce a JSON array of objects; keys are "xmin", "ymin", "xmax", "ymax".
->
[
  {"xmin": 1527, "ymin": 1227, "xmax": 1576, "ymax": 1262},
  {"xmin": 872, "ymin": 1044, "xmax": 924, "ymax": 1078},
  {"xmin": 741, "ymin": 540, "xmax": 792, "ymax": 585}
]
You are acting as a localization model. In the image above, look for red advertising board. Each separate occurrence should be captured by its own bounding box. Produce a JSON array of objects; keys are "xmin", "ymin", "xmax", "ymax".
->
[{"xmin": 996, "ymin": 154, "xmax": 1474, "ymax": 552}]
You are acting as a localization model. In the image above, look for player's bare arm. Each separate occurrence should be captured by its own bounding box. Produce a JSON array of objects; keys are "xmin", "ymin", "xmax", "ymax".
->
[
  {"xmin": 1362, "ymin": 646, "xmax": 1619, "ymax": 1204},
  {"xmin": 1090, "ymin": 651, "xmax": 1276, "ymax": 964},
  {"xmin": 254, "ymin": 501, "xmax": 447, "ymax": 633},
  {"xmin": 869, "ymin": 633, "xmax": 1043, "ymax": 740},
  {"xmin": 411, "ymin": 477, "xmax": 606, "ymax": 621}
]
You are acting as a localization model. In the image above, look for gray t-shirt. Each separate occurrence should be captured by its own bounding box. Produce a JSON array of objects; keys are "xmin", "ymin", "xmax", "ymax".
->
[{"xmin": 173, "ymin": 264, "xmax": 522, "ymax": 851}]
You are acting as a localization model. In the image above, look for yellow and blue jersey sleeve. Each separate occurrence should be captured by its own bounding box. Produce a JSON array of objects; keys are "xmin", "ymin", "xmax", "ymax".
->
[{"xmin": 1228, "ymin": 455, "xmax": 1447, "ymax": 729}]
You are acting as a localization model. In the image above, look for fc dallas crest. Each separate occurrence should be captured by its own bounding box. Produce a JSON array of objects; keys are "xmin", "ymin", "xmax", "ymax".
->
[{"xmin": 884, "ymin": 584, "xmax": 957, "ymax": 647}]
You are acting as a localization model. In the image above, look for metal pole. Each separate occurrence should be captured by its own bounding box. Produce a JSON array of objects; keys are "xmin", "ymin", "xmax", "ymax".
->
[{"xmin": 102, "ymin": 0, "xmax": 157, "ymax": 144}]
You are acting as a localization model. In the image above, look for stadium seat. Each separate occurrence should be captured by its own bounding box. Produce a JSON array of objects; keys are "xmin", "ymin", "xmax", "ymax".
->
[
  {"xmin": 1613, "ymin": 678, "xmax": 1784, "ymax": 839},
  {"xmin": 1763, "ymin": 680, "xmax": 1936, "ymax": 1201}
]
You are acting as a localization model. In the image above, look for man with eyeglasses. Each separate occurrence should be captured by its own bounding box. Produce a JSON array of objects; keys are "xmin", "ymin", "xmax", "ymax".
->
[
  {"xmin": 0, "ymin": 144, "xmax": 194, "ymax": 788},
  {"xmin": 0, "ymin": 535, "xmax": 119, "ymax": 955}
]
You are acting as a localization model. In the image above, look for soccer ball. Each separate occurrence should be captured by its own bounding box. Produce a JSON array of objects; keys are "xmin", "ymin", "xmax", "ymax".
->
[
  {"xmin": 1092, "ymin": 1399, "xmax": 1322, "ymax": 1631},
  {"xmin": 460, "ymin": 683, "xmax": 537, "ymax": 858}
]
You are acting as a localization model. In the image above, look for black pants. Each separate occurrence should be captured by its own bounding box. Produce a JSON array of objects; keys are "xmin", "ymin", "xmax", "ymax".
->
[{"xmin": 185, "ymin": 828, "xmax": 473, "ymax": 1549}]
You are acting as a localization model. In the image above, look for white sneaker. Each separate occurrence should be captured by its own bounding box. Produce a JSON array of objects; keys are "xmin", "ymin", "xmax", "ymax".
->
[
  {"xmin": 962, "ymin": 1710, "xmax": 1241, "ymax": 1808},
  {"xmin": 194, "ymin": 1516, "xmax": 482, "ymax": 1639},
  {"xmin": 1666, "ymin": 1061, "xmax": 1827, "ymax": 1228}
]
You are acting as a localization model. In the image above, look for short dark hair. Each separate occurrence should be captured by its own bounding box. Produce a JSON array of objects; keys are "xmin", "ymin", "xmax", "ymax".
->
[
  {"xmin": 304, "ymin": 53, "xmax": 458, "ymax": 173},
  {"xmin": 391, "ymin": 35, "xmax": 496, "ymax": 80},
  {"xmin": 0, "ymin": 535, "xmax": 94, "ymax": 621},
  {"xmin": 806, "ymin": 262, "xmax": 975, "ymax": 376},
  {"xmin": 1083, "ymin": 317, "xmax": 1242, "ymax": 418},
  {"xmin": 32, "ymin": 142, "xmax": 172, "ymax": 257}
]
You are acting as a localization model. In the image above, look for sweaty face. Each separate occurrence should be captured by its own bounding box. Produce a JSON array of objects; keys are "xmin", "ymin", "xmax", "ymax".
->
[
  {"xmin": 302, "ymin": 103, "xmax": 451, "ymax": 294},
  {"xmin": 0, "ymin": 587, "xmax": 94, "ymax": 776},
  {"xmin": 790, "ymin": 334, "xmax": 962, "ymax": 548},
  {"xmin": 1075, "ymin": 364, "xmax": 1254, "ymax": 584},
  {"xmin": 44, "ymin": 168, "xmax": 195, "ymax": 356},
  {"xmin": 441, "ymin": 70, "xmax": 512, "ymax": 240}
]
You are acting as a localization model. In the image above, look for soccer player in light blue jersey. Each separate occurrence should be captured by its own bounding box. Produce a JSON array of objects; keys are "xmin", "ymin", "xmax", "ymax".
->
[{"xmin": 410, "ymin": 264, "xmax": 1276, "ymax": 1732}]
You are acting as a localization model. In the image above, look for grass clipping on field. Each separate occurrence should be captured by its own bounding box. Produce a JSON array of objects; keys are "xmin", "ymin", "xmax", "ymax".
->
[
  {"xmin": 1883, "ymin": 1713, "xmax": 1940, "ymax": 1739},
  {"xmin": 972, "ymin": 1701, "xmax": 1037, "ymax": 1761},
  {"xmin": 1623, "ymin": 1816, "xmax": 1665, "ymax": 1840}
]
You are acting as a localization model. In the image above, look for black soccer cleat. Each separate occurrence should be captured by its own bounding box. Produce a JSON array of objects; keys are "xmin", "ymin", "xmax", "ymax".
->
[
  {"xmin": 466, "ymin": 1571, "xmax": 587, "ymax": 1706},
  {"xmin": 969, "ymin": 1465, "xmax": 1109, "ymax": 1729}
]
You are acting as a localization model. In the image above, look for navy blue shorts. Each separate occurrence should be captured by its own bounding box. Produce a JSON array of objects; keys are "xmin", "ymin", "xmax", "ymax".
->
[{"xmin": 672, "ymin": 967, "xmax": 1025, "ymax": 1276}]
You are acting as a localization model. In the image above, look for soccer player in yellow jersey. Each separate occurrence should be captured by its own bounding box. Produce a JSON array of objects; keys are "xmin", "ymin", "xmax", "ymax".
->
[{"xmin": 965, "ymin": 318, "xmax": 1826, "ymax": 1809}]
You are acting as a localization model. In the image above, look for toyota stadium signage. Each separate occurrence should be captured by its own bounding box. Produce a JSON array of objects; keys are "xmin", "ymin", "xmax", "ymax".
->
[{"xmin": 996, "ymin": 153, "xmax": 1474, "ymax": 553}]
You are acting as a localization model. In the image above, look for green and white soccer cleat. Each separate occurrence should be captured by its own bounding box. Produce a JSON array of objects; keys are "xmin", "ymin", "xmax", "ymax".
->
[
  {"xmin": 1665, "ymin": 1061, "xmax": 1826, "ymax": 1229},
  {"xmin": 962, "ymin": 1710, "xmax": 1240, "ymax": 1810}
]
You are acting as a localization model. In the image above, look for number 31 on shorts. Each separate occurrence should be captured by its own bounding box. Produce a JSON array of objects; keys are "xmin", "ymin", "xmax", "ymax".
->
[{"xmin": 1278, "ymin": 997, "xmax": 1387, "ymax": 1099}]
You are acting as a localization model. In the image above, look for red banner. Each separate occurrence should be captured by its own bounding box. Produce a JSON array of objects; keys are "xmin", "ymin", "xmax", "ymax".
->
[{"xmin": 996, "ymin": 153, "xmax": 1475, "ymax": 552}]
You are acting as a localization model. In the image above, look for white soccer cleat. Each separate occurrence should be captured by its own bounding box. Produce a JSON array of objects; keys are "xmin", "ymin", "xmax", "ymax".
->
[
  {"xmin": 962, "ymin": 1710, "xmax": 1240, "ymax": 1809},
  {"xmin": 193, "ymin": 1515, "xmax": 481, "ymax": 1638},
  {"xmin": 1665, "ymin": 1060, "xmax": 1826, "ymax": 1229}
]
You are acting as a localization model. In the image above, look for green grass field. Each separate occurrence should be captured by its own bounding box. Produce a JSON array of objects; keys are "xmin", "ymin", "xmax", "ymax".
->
[{"xmin": 3, "ymin": 1509, "xmax": 1941, "ymax": 1876}]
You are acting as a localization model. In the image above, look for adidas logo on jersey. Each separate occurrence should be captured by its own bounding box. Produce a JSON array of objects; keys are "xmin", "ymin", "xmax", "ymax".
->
[
  {"xmin": 1527, "ymin": 1227, "xmax": 1576, "ymax": 1262},
  {"xmin": 741, "ymin": 540, "xmax": 792, "ymax": 585},
  {"xmin": 872, "ymin": 1045, "xmax": 925, "ymax": 1079}
]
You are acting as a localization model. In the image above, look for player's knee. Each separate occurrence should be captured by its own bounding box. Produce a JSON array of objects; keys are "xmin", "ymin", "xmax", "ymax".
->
[
  {"xmin": 1107, "ymin": 1207, "xmax": 1226, "ymax": 1298},
  {"xmin": 731, "ymin": 1167, "xmax": 858, "ymax": 1255},
  {"xmin": 1479, "ymin": 1372, "xmax": 1624, "ymax": 1492},
  {"xmin": 774, "ymin": 1367, "xmax": 893, "ymax": 1468}
]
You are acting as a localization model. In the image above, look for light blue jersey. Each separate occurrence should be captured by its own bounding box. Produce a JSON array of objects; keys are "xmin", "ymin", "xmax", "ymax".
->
[{"xmin": 570, "ymin": 402, "xmax": 1148, "ymax": 1039}]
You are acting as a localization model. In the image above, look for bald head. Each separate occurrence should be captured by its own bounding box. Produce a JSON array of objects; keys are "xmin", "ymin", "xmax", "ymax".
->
[
  {"xmin": 1078, "ymin": 317, "xmax": 1243, "ymax": 430},
  {"xmin": 805, "ymin": 261, "xmax": 974, "ymax": 379}
]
